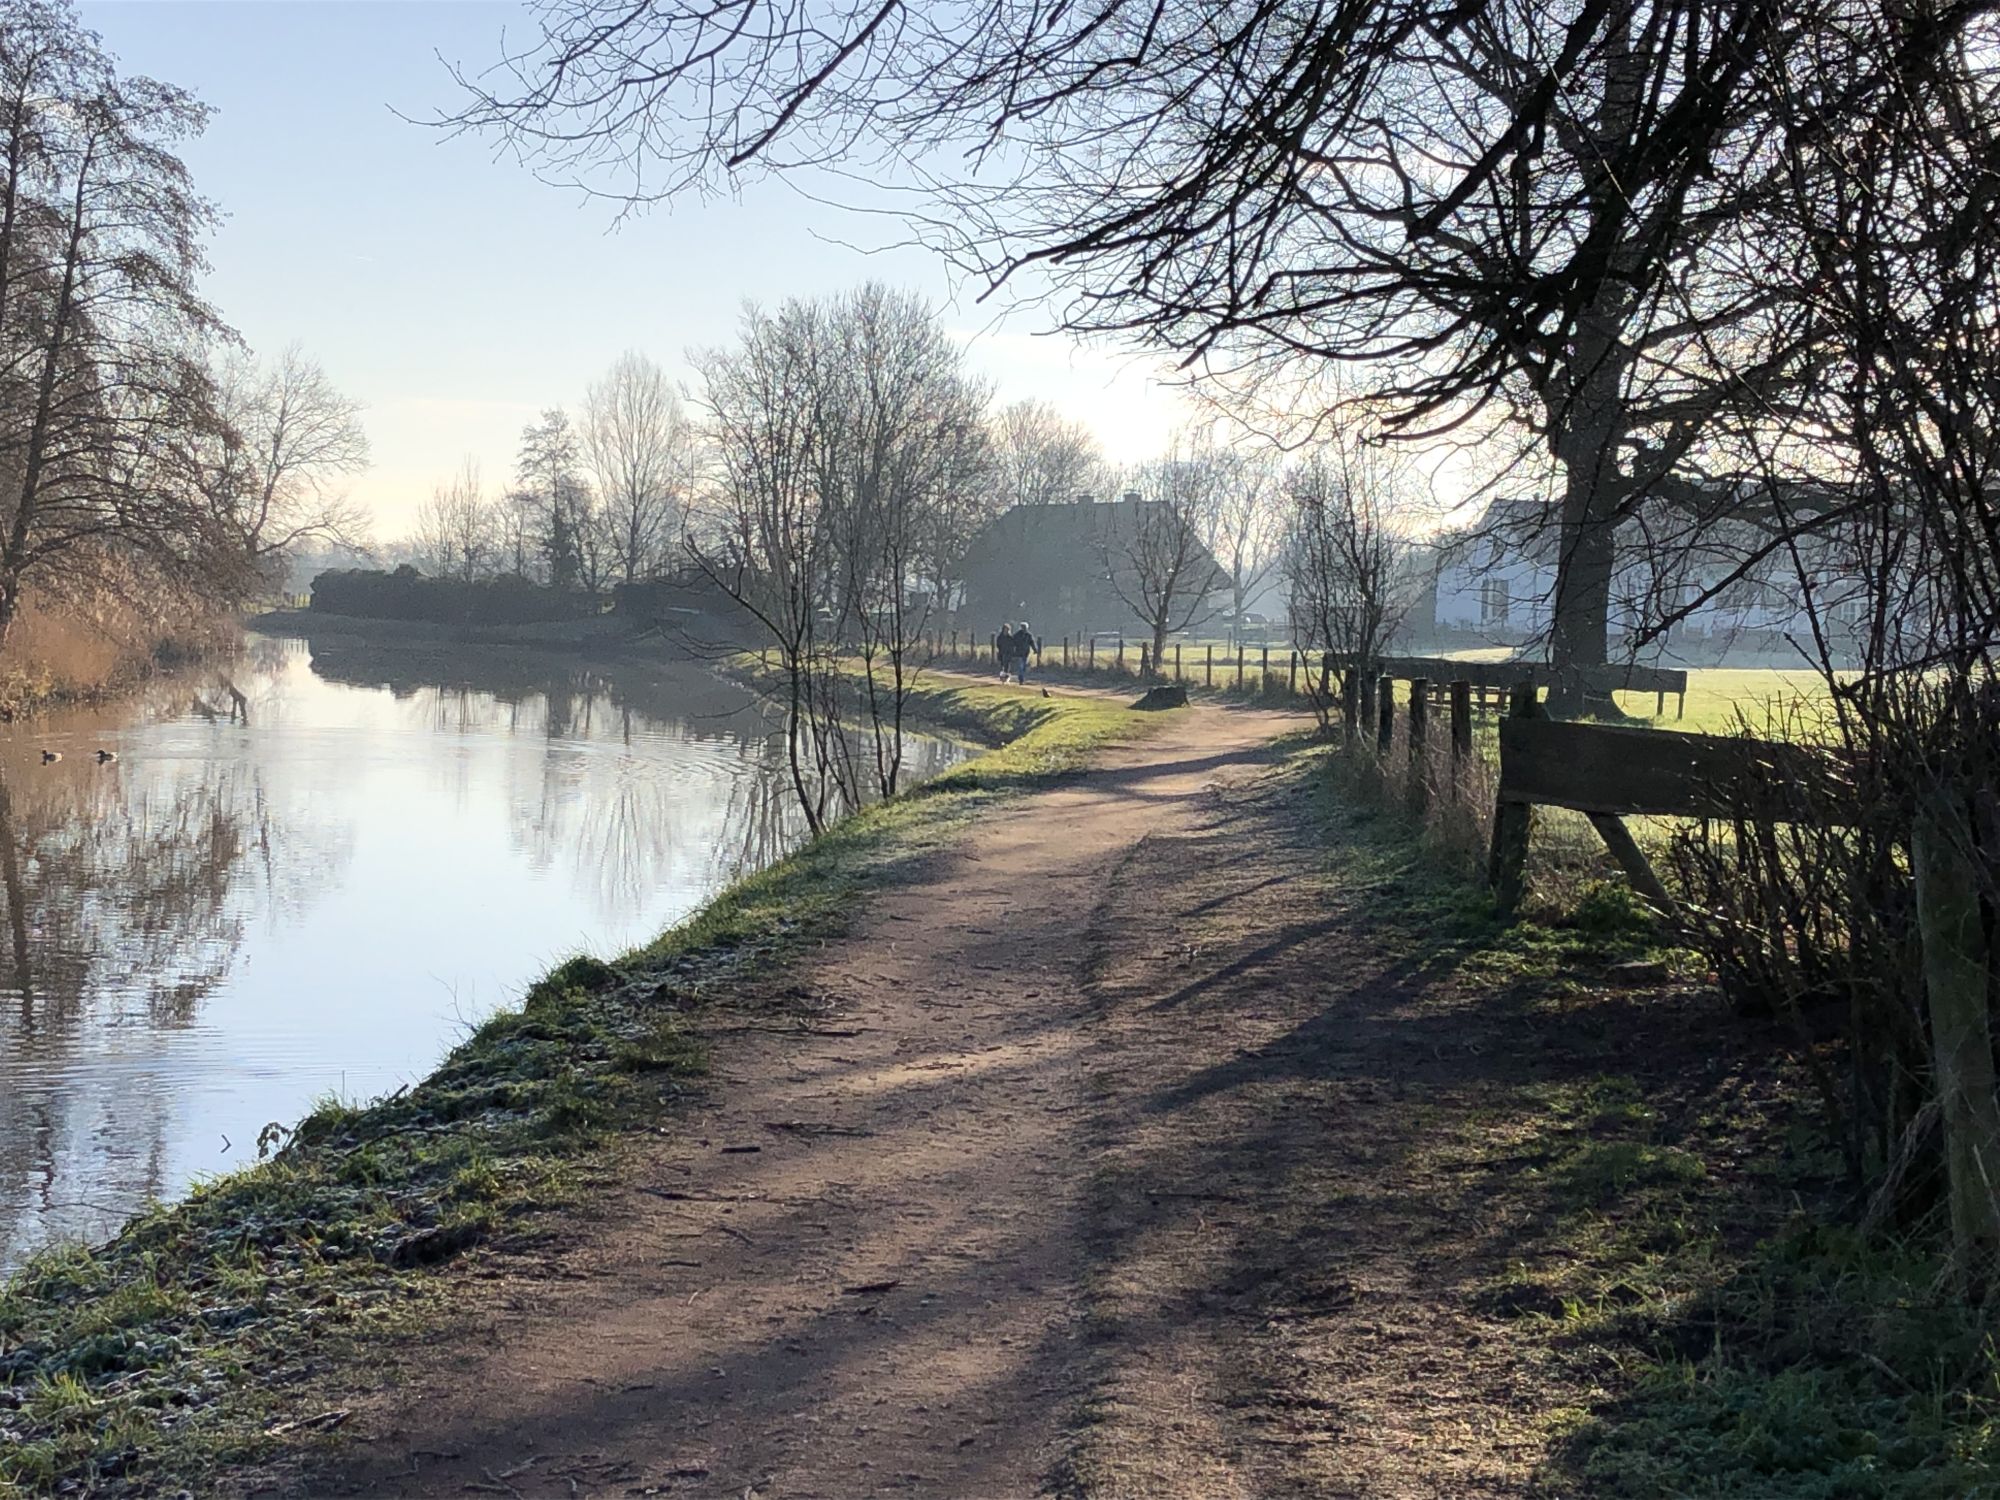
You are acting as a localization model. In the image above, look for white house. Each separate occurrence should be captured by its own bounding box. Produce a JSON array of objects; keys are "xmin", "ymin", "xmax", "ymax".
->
[{"xmin": 1414, "ymin": 495, "xmax": 1876, "ymax": 658}]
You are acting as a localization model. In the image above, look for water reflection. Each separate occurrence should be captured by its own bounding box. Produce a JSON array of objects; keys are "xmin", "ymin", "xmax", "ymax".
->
[{"xmin": 0, "ymin": 636, "xmax": 964, "ymax": 1271}]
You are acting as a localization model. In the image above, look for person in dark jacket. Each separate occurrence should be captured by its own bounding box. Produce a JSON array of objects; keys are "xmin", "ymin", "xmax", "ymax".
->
[{"xmin": 1013, "ymin": 621, "xmax": 1040, "ymax": 683}]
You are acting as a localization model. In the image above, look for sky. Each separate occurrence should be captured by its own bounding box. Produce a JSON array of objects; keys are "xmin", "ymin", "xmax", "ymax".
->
[{"xmin": 79, "ymin": 1, "xmax": 1197, "ymax": 541}]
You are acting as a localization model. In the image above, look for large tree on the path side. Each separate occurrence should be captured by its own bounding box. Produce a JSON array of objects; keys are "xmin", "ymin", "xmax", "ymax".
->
[{"xmin": 434, "ymin": 0, "xmax": 1899, "ymax": 712}]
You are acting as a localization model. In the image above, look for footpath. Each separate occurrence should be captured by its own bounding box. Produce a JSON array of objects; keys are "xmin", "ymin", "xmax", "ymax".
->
[{"xmin": 280, "ymin": 698, "xmax": 1560, "ymax": 1499}]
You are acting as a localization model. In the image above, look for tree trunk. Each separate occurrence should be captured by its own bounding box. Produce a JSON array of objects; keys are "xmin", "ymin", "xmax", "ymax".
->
[
  {"xmin": 1913, "ymin": 793, "xmax": 2000, "ymax": 1301},
  {"xmin": 1547, "ymin": 513, "xmax": 1619, "ymax": 717},
  {"xmin": 1546, "ymin": 339, "xmax": 1631, "ymax": 720}
]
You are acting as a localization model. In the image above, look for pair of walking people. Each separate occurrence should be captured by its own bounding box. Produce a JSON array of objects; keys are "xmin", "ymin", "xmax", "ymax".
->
[{"xmin": 994, "ymin": 621, "xmax": 1040, "ymax": 684}]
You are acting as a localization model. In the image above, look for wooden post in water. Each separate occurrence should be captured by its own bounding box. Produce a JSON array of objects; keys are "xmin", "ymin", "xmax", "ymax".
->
[
  {"xmin": 1450, "ymin": 680, "xmax": 1473, "ymax": 773},
  {"xmin": 1376, "ymin": 675, "xmax": 1394, "ymax": 753},
  {"xmin": 1408, "ymin": 678, "xmax": 1430, "ymax": 814},
  {"xmin": 1913, "ymin": 792, "xmax": 2000, "ymax": 1300},
  {"xmin": 1487, "ymin": 681, "xmax": 1540, "ymax": 916}
]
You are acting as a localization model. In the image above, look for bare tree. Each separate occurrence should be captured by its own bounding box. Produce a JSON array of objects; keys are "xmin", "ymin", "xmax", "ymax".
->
[
  {"xmin": 187, "ymin": 345, "xmax": 369, "ymax": 580},
  {"xmin": 437, "ymin": 0, "xmax": 1873, "ymax": 713},
  {"xmin": 818, "ymin": 283, "xmax": 988, "ymax": 796},
  {"xmin": 583, "ymin": 350, "xmax": 692, "ymax": 586},
  {"xmin": 1204, "ymin": 440, "xmax": 1284, "ymax": 646},
  {"xmin": 690, "ymin": 286, "xmax": 987, "ymax": 824},
  {"xmin": 1649, "ymin": 7, "xmax": 2000, "ymax": 1272},
  {"xmin": 0, "ymin": 0, "xmax": 232, "ymax": 646},
  {"xmin": 410, "ymin": 458, "xmax": 493, "ymax": 582},
  {"xmin": 690, "ymin": 298, "xmax": 855, "ymax": 833},
  {"xmin": 1283, "ymin": 433, "xmax": 1417, "ymax": 734},
  {"xmin": 990, "ymin": 398, "xmax": 1100, "ymax": 509},
  {"xmin": 514, "ymin": 408, "xmax": 590, "ymax": 590},
  {"xmin": 1102, "ymin": 435, "xmax": 1229, "ymax": 670}
]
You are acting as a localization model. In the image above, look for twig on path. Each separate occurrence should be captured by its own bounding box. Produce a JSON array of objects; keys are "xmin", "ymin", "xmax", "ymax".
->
[
  {"xmin": 841, "ymin": 1279, "xmax": 902, "ymax": 1295},
  {"xmin": 265, "ymin": 1408, "xmax": 350, "ymax": 1436},
  {"xmin": 763, "ymin": 1119, "xmax": 873, "ymax": 1137},
  {"xmin": 639, "ymin": 1187, "xmax": 760, "ymax": 1203}
]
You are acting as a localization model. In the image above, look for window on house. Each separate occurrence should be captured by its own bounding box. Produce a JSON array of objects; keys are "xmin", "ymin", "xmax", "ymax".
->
[{"xmin": 1481, "ymin": 578, "xmax": 1511, "ymax": 626}]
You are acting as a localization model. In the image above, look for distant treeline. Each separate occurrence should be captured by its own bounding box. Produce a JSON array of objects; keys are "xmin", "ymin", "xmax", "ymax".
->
[
  {"xmin": 310, "ymin": 567, "xmax": 601, "ymax": 626},
  {"xmin": 308, "ymin": 567, "xmax": 752, "ymax": 630}
]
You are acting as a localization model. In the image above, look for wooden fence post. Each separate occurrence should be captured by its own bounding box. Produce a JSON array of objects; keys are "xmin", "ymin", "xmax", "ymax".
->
[
  {"xmin": 951, "ymin": 629, "xmax": 959, "ymax": 656},
  {"xmin": 1117, "ymin": 637, "xmax": 1126, "ymax": 671},
  {"xmin": 1450, "ymin": 680, "xmax": 1473, "ymax": 769},
  {"xmin": 1288, "ymin": 650, "xmax": 1298, "ymax": 695},
  {"xmin": 1206, "ymin": 644, "xmax": 1213, "ymax": 686},
  {"xmin": 1408, "ymin": 678, "xmax": 1430, "ymax": 814},
  {"xmin": 1357, "ymin": 671, "xmax": 1375, "ymax": 739},
  {"xmin": 1913, "ymin": 793, "xmax": 2000, "ymax": 1299},
  {"xmin": 1261, "ymin": 645, "xmax": 1270, "ymax": 693},
  {"xmin": 1487, "ymin": 681, "xmax": 1539, "ymax": 915},
  {"xmin": 1062, "ymin": 635, "xmax": 1070, "ymax": 667},
  {"xmin": 1088, "ymin": 636, "xmax": 1095, "ymax": 669},
  {"xmin": 1376, "ymin": 675, "xmax": 1394, "ymax": 753},
  {"xmin": 1175, "ymin": 642, "xmax": 1183, "ymax": 680},
  {"xmin": 1236, "ymin": 646, "xmax": 1245, "ymax": 689}
]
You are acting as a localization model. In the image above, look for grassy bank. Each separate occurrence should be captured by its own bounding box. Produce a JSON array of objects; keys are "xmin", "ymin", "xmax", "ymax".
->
[
  {"xmin": 0, "ymin": 681, "xmax": 1146, "ymax": 1499},
  {"xmin": 1300, "ymin": 738, "xmax": 1999, "ymax": 1498}
]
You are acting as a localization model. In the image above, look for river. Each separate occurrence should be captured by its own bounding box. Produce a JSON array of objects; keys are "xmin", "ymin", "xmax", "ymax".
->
[{"xmin": 0, "ymin": 633, "xmax": 967, "ymax": 1273}]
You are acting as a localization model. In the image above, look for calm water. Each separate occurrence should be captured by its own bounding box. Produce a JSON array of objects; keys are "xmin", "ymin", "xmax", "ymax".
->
[{"xmin": 0, "ymin": 634, "xmax": 965, "ymax": 1273}]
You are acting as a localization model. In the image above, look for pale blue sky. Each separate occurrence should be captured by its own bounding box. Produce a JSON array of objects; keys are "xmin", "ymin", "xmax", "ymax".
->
[{"xmin": 80, "ymin": 1, "xmax": 1190, "ymax": 537}]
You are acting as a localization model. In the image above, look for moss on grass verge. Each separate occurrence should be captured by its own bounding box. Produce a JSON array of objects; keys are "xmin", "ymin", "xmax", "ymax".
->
[
  {"xmin": 0, "ymin": 680, "xmax": 1146, "ymax": 1499},
  {"xmin": 1290, "ymin": 736, "xmax": 2000, "ymax": 1499}
]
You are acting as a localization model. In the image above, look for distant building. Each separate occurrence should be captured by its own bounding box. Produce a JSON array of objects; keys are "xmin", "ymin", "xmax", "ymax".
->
[
  {"xmin": 958, "ymin": 495, "xmax": 1229, "ymax": 640},
  {"xmin": 1411, "ymin": 494, "xmax": 1876, "ymax": 659}
]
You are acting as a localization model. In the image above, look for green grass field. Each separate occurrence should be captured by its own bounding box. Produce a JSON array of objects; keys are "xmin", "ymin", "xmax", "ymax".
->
[{"xmin": 1622, "ymin": 667, "xmax": 1836, "ymax": 734}]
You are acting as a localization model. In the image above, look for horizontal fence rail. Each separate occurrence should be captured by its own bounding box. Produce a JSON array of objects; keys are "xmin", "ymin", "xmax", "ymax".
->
[
  {"xmin": 1496, "ymin": 719, "xmax": 1841, "ymax": 820},
  {"xmin": 913, "ymin": 633, "xmax": 1688, "ymax": 717}
]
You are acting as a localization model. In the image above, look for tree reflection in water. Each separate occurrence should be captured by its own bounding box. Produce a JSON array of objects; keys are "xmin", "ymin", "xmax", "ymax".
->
[
  {"xmin": 0, "ymin": 637, "xmax": 967, "ymax": 1272},
  {"xmin": 0, "ymin": 707, "xmax": 344, "ymax": 1269}
]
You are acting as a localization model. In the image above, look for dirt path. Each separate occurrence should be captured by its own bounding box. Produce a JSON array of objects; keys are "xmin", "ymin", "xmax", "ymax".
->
[
  {"xmin": 292, "ymin": 702, "xmax": 1307, "ymax": 1498},
  {"xmin": 286, "ymin": 696, "xmax": 1585, "ymax": 1498}
]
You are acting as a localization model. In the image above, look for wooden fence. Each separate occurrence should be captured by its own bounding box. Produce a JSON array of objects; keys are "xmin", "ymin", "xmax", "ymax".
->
[
  {"xmin": 915, "ymin": 630, "xmax": 1687, "ymax": 716},
  {"xmin": 1484, "ymin": 682, "xmax": 2000, "ymax": 1292}
]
